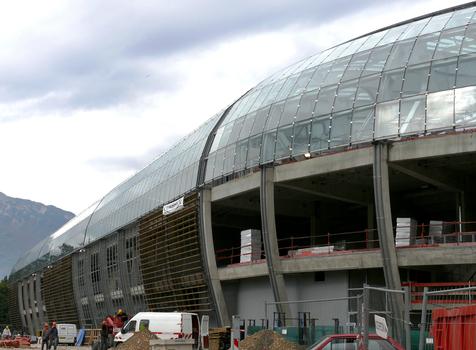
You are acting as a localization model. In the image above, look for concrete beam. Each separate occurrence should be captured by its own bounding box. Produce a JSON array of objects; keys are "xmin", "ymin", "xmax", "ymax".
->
[
  {"xmin": 388, "ymin": 162, "xmax": 463, "ymax": 192},
  {"xmin": 199, "ymin": 189, "xmax": 230, "ymax": 326},
  {"xmin": 217, "ymin": 245, "xmax": 476, "ymax": 280},
  {"xmin": 276, "ymin": 183, "xmax": 368, "ymax": 206},
  {"xmin": 389, "ymin": 132, "xmax": 476, "ymax": 162},
  {"xmin": 260, "ymin": 167, "xmax": 290, "ymax": 316},
  {"xmin": 211, "ymin": 172, "xmax": 260, "ymax": 202},
  {"xmin": 275, "ymin": 146, "xmax": 373, "ymax": 183}
]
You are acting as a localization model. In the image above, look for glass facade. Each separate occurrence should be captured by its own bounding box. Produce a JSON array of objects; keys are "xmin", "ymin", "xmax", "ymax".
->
[{"xmin": 11, "ymin": 4, "xmax": 476, "ymax": 283}]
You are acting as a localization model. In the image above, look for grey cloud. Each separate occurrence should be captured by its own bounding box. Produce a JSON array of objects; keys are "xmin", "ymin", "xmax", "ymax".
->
[{"xmin": 0, "ymin": 0, "xmax": 411, "ymax": 115}]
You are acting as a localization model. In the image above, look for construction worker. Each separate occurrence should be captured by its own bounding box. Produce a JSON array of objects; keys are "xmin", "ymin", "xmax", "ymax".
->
[
  {"xmin": 1, "ymin": 326, "xmax": 11, "ymax": 339},
  {"xmin": 41, "ymin": 323, "xmax": 49, "ymax": 350},
  {"xmin": 47, "ymin": 322, "xmax": 58, "ymax": 350}
]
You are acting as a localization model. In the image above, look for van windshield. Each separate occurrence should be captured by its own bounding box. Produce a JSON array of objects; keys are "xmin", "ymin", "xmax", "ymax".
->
[{"xmin": 122, "ymin": 320, "xmax": 136, "ymax": 333}]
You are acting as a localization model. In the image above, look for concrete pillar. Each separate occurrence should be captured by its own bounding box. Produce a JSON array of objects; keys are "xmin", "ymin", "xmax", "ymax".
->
[
  {"xmin": 260, "ymin": 166, "xmax": 290, "ymax": 316},
  {"xmin": 198, "ymin": 189, "xmax": 230, "ymax": 326},
  {"xmin": 373, "ymin": 142, "xmax": 404, "ymax": 342},
  {"xmin": 21, "ymin": 281, "xmax": 34, "ymax": 335},
  {"xmin": 17, "ymin": 282, "xmax": 27, "ymax": 331},
  {"xmin": 28, "ymin": 276, "xmax": 39, "ymax": 334},
  {"xmin": 35, "ymin": 274, "xmax": 45, "ymax": 326}
]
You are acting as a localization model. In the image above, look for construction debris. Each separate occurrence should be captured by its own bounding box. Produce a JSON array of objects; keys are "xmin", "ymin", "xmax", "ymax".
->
[
  {"xmin": 239, "ymin": 330, "xmax": 303, "ymax": 350},
  {"xmin": 117, "ymin": 329, "xmax": 156, "ymax": 350}
]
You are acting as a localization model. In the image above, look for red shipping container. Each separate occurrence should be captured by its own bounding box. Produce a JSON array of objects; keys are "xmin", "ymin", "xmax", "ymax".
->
[{"xmin": 432, "ymin": 304, "xmax": 476, "ymax": 349}]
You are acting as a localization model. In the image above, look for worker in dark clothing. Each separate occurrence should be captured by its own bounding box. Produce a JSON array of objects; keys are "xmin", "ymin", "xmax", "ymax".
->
[
  {"xmin": 47, "ymin": 322, "xmax": 58, "ymax": 350},
  {"xmin": 41, "ymin": 323, "xmax": 49, "ymax": 350},
  {"xmin": 100, "ymin": 319, "xmax": 110, "ymax": 350}
]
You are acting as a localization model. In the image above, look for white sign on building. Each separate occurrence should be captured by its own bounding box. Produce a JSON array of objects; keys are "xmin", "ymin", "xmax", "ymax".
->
[{"xmin": 163, "ymin": 197, "xmax": 184, "ymax": 215}]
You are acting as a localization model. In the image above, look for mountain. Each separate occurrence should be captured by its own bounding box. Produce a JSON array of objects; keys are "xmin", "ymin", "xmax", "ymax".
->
[{"xmin": 0, "ymin": 192, "xmax": 74, "ymax": 279}]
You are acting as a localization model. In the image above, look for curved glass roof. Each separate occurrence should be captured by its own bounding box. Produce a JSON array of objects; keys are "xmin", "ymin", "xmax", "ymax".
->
[
  {"xmin": 12, "ymin": 3, "xmax": 476, "ymax": 280},
  {"xmin": 204, "ymin": 4, "xmax": 476, "ymax": 182},
  {"xmin": 11, "ymin": 113, "xmax": 222, "ymax": 278}
]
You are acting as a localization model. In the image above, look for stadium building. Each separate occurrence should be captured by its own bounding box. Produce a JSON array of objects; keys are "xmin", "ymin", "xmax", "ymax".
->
[{"xmin": 8, "ymin": 2, "xmax": 476, "ymax": 335}]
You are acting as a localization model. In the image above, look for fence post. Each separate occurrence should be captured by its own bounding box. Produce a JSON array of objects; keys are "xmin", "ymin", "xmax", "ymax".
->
[
  {"xmin": 362, "ymin": 284, "xmax": 369, "ymax": 350},
  {"xmin": 418, "ymin": 287, "xmax": 429, "ymax": 350},
  {"xmin": 404, "ymin": 287, "xmax": 411, "ymax": 350}
]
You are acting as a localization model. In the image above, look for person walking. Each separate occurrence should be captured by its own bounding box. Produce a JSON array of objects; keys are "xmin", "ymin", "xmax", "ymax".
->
[
  {"xmin": 47, "ymin": 322, "xmax": 58, "ymax": 350},
  {"xmin": 41, "ymin": 323, "xmax": 49, "ymax": 350}
]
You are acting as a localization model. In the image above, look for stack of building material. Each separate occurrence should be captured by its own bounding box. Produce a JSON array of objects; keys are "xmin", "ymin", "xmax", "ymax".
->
[
  {"xmin": 240, "ymin": 229, "xmax": 262, "ymax": 263},
  {"xmin": 209, "ymin": 327, "xmax": 230, "ymax": 350},
  {"xmin": 429, "ymin": 220, "xmax": 444, "ymax": 243},
  {"xmin": 395, "ymin": 218, "xmax": 417, "ymax": 247}
]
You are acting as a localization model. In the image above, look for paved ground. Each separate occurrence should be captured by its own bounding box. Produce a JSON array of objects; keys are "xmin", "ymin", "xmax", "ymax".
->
[{"xmin": 31, "ymin": 343, "xmax": 91, "ymax": 349}]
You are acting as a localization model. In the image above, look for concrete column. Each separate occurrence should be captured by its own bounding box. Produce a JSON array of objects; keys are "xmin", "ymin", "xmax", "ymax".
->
[
  {"xmin": 260, "ymin": 166, "xmax": 290, "ymax": 316},
  {"xmin": 28, "ymin": 276, "xmax": 39, "ymax": 334},
  {"xmin": 17, "ymin": 282, "xmax": 27, "ymax": 330},
  {"xmin": 198, "ymin": 189, "xmax": 230, "ymax": 326},
  {"xmin": 373, "ymin": 142, "xmax": 404, "ymax": 342},
  {"xmin": 21, "ymin": 281, "xmax": 34, "ymax": 335},
  {"xmin": 35, "ymin": 275, "xmax": 45, "ymax": 326}
]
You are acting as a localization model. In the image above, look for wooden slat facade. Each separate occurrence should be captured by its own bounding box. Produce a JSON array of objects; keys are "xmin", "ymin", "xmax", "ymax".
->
[
  {"xmin": 41, "ymin": 256, "xmax": 79, "ymax": 324},
  {"xmin": 7, "ymin": 283, "xmax": 23, "ymax": 330},
  {"xmin": 139, "ymin": 193, "xmax": 212, "ymax": 313}
]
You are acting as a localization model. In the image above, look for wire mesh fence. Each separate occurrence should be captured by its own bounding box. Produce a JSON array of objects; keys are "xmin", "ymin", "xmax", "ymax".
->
[{"xmin": 418, "ymin": 285, "xmax": 476, "ymax": 350}]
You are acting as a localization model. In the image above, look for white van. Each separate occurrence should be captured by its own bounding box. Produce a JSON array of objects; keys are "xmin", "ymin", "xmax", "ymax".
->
[
  {"xmin": 114, "ymin": 312, "xmax": 207, "ymax": 348},
  {"xmin": 56, "ymin": 323, "xmax": 77, "ymax": 345}
]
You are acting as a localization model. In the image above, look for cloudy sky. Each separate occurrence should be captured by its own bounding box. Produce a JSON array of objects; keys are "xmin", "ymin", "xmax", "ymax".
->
[{"xmin": 0, "ymin": 0, "xmax": 469, "ymax": 214}]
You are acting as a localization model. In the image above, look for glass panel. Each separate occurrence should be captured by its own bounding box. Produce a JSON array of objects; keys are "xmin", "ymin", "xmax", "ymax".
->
[
  {"xmin": 400, "ymin": 18, "xmax": 430, "ymax": 40},
  {"xmin": 456, "ymin": 54, "xmax": 476, "ymax": 87},
  {"xmin": 234, "ymin": 139, "xmax": 248, "ymax": 171},
  {"xmin": 420, "ymin": 12, "xmax": 452, "ymax": 35},
  {"xmin": 340, "ymin": 36, "xmax": 367, "ymax": 57},
  {"xmin": 275, "ymin": 74, "xmax": 300, "ymax": 101},
  {"xmin": 379, "ymin": 24, "xmax": 409, "ymax": 46},
  {"xmin": 223, "ymin": 144, "xmax": 236, "ymax": 175},
  {"xmin": 384, "ymin": 39, "xmax": 415, "ymax": 71},
  {"xmin": 295, "ymin": 90, "xmax": 318, "ymax": 122},
  {"xmin": 408, "ymin": 33, "xmax": 439, "ymax": 65},
  {"xmin": 342, "ymin": 50, "xmax": 371, "ymax": 81},
  {"xmin": 262, "ymin": 79, "xmax": 286, "ymax": 106},
  {"xmin": 204, "ymin": 152, "xmax": 215, "ymax": 182},
  {"xmin": 354, "ymin": 74, "xmax": 380, "ymax": 107},
  {"xmin": 358, "ymin": 30, "xmax": 388, "ymax": 52},
  {"xmin": 212, "ymin": 148, "xmax": 225, "ymax": 179},
  {"xmin": 250, "ymin": 107, "xmax": 269, "ymax": 136},
  {"xmin": 434, "ymin": 27, "xmax": 465, "ymax": 60},
  {"xmin": 249, "ymin": 84, "xmax": 273, "ymax": 112},
  {"xmin": 445, "ymin": 8, "xmax": 475, "ymax": 29},
  {"xmin": 351, "ymin": 106, "xmax": 374, "ymax": 143},
  {"xmin": 400, "ymin": 95, "xmax": 426, "ymax": 134},
  {"xmin": 292, "ymin": 120, "xmax": 311, "ymax": 156},
  {"xmin": 307, "ymin": 63, "xmax": 331, "ymax": 91},
  {"xmin": 378, "ymin": 68, "xmax": 404, "ymax": 102},
  {"xmin": 217, "ymin": 123, "xmax": 233, "ymax": 149},
  {"xmin": 310, "ymin": 116, "xmax": 330, "ymax": 152},
  {"xmin": 375, "ymin": 101, "xmax": 399, "ymax": 138},
  {"xmin": 426, "ymin": 90, "xmax": 454, "ymax": 130},
  {"xmin": 264, "ymin": 101, "xmax": 285, "ymax": 131},
  {"xmin": 227, "ymin": 117, "xmax": 245, "ymax": 145},
  {"xmin": 330, "ymin": 110, "xmax": 352, "ymax": 147},
  {"xmin": 246, "ymin": 135, "xmax": 262, "ymax": 167},
  {"xmin": 333, "ymin": 80, "xmax": 358, "ymax": 112},
  {"xmin": 239, "ymin": 113, "xmax": 256, "ymax": 139},
  {"xmin": 362, "ymin": 44, "xmax": 392, "ymax": 76},
  {"xmin": 275, "ymin": 126, "xmax": 293, "ymax": 159},
  {"xmin": 402, "ymin": 63, "xmax": 430, "ymax": 97},
  {"xmin": 209, "ymin": 127, "xmax": 223, "ymax": 153},
  {"xmin": 455, "ymin": 86, "xmax": 476, "ymax": 128},
  {"xmin": 314, "ymin": 85, "xmax": 338, "ymax": 116},
  {"xmin": 290, "ymin": 68, "xmax": 314, "ymax": 96},
  {"xmin": 461, "ymin": 24, "xmax": 476, "ymax": 54},
  {"xmin": 428, "ymin": 57, "xmax": 457, "ymax": 92},
  {"xmin": 278, "ymin": 96, "xmax": 300, "ymax": 127},
  {"xmin": 322, "ymin": 57, "xmax": 351, "ymax": 86},
  {"xmin": 261, "ymin": 131, "xmax": 276, "ymax": 163}
]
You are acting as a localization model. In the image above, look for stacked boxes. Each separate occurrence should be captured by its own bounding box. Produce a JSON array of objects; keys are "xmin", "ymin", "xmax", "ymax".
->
[
  {"xmin": 240, "ymin": 229, "xmax": 262, "ymax": 263},
  {"xmin": 429, "ymin": 220, "xmax": 444, "ymax": 243},
  {"xmin": 395, "ymin": 218, "xmax": 417, "ymax": 247}
]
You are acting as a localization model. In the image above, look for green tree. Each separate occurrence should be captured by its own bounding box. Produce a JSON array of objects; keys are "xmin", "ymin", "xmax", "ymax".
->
[{"xmin": 0, "ymin": 277, "xmax": 9, "ymax": 325}]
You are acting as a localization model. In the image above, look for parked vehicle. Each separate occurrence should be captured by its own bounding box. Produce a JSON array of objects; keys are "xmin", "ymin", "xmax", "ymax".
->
[
  {"xmin": 56, "ymin": 323, "xmax": 77, "ymax": 345},
  {"xmin": 308, "ymin": 333, "xmax": 404, "ymax": 350},
  {"xmin": 114, "ymin": 312, "xmax": 204, "ymax": 348}
]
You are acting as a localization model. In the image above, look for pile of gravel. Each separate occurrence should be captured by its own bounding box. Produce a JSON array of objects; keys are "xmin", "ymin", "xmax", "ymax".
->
[
  {"xmin": 239, "ymin": 330, "xmax": 303, "ymax": 350},
  {"xmin": 117, "ymin": 329, "xmax": 156, "ymax": 350}
]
